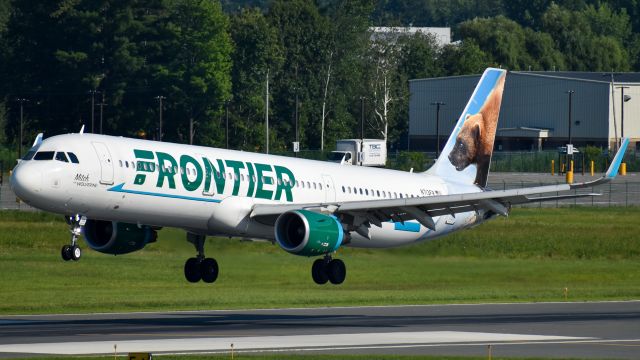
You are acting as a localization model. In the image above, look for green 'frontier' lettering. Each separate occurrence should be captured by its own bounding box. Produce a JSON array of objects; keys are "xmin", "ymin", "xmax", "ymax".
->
[
  {"xmin": 246, "ymin": 162, "xmax": 256, "ymax": 197},
  {"xmin": 254, "ymin": 163, "xmax": 273, "ymax": 200},
  {"xmin": 225, "ymin": 160, "xmax": 245, "ymax": 196},
  {"xmin": 180, "ymin": 155, "xmax": 203, "ymax": 192},
  {"xmin": 274, "ymin": 165, "xmax": 296, "ymax": 202},
  {"xmin": 156, "ymin": 152, "xmax": 177, "ymax": 189}
]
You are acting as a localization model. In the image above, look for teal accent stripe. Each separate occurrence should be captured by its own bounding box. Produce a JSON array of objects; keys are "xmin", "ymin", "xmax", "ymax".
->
[
  {"xmin": 108, "ymin": 183, "xmax": 221, "ymax": 203},
  {"xmin": 393, "ymin": 221, "xmax": 421, "ymax": 232}
]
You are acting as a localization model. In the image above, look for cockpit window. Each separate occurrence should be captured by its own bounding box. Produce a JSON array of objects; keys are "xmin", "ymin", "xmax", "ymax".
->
[
  {"xmin": 22, "ymin": 150, "xmax": 36, "ymax": 161},
  {"xmin": 33, "ymin": 151, "xmax": 55, "ymax": 160},
  {"xmin": 55, "ymin": 152, "xmax": 69, "ymax": 162},
  {"xmin": 67, "ymin": 152, "xmax": 79, "ymax": 164}
]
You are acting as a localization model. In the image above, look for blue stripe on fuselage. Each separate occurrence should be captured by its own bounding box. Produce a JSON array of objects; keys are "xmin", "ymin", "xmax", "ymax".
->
[{"xmin": 107, "ymin": 183, "xmax": 222, "ymax": 203}]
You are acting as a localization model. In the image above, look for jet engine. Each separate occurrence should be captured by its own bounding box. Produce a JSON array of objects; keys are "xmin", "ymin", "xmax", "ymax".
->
[
  {"xmin": 274, "ymin": 210, "xmax": 344, "ymax": 256},
  {"xmin": 83, "ymin": 219, "xmax": 157, "ymax": 255}
]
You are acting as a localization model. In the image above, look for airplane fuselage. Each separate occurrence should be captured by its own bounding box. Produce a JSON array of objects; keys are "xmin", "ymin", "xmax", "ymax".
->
[{"xmin": 11, "ymin": 133, "xmax": 486, "ymax": 248}]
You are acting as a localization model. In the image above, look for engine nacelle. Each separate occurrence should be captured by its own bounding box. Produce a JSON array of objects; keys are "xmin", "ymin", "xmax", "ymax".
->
[
  {"xmin": 274, "ymin": 210, "xmax": 344, "ymax": 256},
  {"xmin": 83, "ymin": 220, "xmax": 157, "ymax": 255}
]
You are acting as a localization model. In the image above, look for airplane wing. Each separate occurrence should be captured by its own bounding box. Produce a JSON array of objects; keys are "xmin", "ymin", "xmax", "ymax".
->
[{"xmin": 250, "ymin": 139, "xmax": 629, "ymax": 230}]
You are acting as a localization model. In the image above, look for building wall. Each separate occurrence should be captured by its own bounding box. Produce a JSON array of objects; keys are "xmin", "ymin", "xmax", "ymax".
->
[{"xmin": 409, "ymin": 72, "xmax": 639, "ymax": 151}]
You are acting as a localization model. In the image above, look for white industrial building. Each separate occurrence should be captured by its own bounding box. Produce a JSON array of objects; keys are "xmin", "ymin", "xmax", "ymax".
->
[
  {"xmin": 409, "ymin": 71, "xmax": 640, "ymax": 151},
  {"xmin": 370, "ymin": 27, "xmax": 451, "ymax": 47}
]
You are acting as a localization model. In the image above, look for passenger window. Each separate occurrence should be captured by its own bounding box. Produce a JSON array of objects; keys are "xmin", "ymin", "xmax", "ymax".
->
[
  {"xmin": 67, "ymin": 152, "xmax": 79, "ymax": 163},
  {"xmin": 377, "ymin": 190, "xmax": 380, "ymax": 197},
  {"xmin": 55, "ymin": 152, "xmax": 69, "ymax": 162},
  {"xmin": 34, "ymin": 151, "xmax": 55, "ymax": 160},
  {"xmin": 359, "ymin": 188, "xmax": 363, "ymax": 195},
  {"xmin": 365, "ymin": 189, "xmax": 369, "ymax": 196},
  {"xmin": 342, "ymin": 186, "xmax": 345, "ymax": 193}
]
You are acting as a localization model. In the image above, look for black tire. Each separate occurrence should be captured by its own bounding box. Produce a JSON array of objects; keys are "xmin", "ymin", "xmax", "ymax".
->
[
  {"xmin": 184, "ymin": 257, "xmax": 202, "ymax": 283},
  {"xmin": 311, "ymin": 259, "xmax": 329, "ymax": 285},
  {"xmin": 61, "ymin": 245, "xmax": 72, "ymax": 261},
  {"xmin": 327, "ymin": 259, "xmax": 346, "ymax": 285},
  {"xmin": 200, "ymin": 258, "xmax": 219, "ymax": 283},
  {"xmin": 70, "ymin": 245, "xmax": 82, "ymax": 261}
]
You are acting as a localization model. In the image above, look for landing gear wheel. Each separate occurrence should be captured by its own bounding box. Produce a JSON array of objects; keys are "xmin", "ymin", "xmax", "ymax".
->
[
  {"xmin": 311, "ymin": 259, "xmax": 329, "ymax": 285},
  {"xmin": 184, "ymin": 257, "xmax": 202, "ymax": 283},
  {"xmin": 61, "ymin": 245, "xmax": 72, "ymax": 261},
  {"xmin": 70, "ymin": 245, "xmax": 82, "ymax": 261},
  {"xmin": 327, "ymin": 259, "xmax": 346, "ymax": 285},
  {"xmin": 200, "ymin": 258, "xmax": 219, "ymax": 283}
]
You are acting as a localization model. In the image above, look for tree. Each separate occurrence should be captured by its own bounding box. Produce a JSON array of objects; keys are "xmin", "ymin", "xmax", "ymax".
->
[
  {"xmin": 150, "ymin": 0, "xmax": 233, "ymax": 146},
  {"xmin": 267, "ymin": 0, "xmax": 331, "ymax": 151},
  {"xmin": 440, "ymin": 39, "xmax": 491, "ymax": 76},
  {"xmin": 229, "ymin": 7, "xmax": 283, "ymax": 151}
]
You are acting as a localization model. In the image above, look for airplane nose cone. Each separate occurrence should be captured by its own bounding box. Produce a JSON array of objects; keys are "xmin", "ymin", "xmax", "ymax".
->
[{"xmin": 10, "ymin": 163, "xmax": 42, "ymax": 202}]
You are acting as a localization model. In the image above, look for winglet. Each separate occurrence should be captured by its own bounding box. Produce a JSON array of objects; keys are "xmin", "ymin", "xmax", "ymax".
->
[
  {"xmin": 572, "ymin": 138, "xmax": 629, "ymax": 189},
  {"xmin": 79, "ymin": 125, "xmax": 85, "ymax": 134},
  {"xmin": 605, "ymin": 138, "xmax": 630, "ymax": 179}
]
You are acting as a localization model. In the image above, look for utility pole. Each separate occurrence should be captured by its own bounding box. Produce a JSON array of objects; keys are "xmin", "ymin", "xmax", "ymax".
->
[
  {"xmin": 98, "ymin": 93, "xmax": 107, "ymax": 135},
  {"xmin": 360, "ymin": 97, "xmax": 365, "ymax": 140},
  {"xmin": 155, "ymin": 95, "xmax": 165, "ymax": 141},
  {"xmin": 225, "ymin": 99, "xmax": 230, "ymax": 149},
  {"xmin": 430, "ymin": 102, "xmax": 446, "ymax": 157},
  {"xmin": 295, "ymin": 91, "xmax": 299, "ymax": 144},
  {"xmin": 16, "ymin": 98, "xmax": 28, "ymax": 159},
  {"xmin": 89, "ymin": 90, "xmax": 99, "ymax": 133},
  {"xmin": 265, "ymin": 69, "xmax": 269, "ymax": 154}
]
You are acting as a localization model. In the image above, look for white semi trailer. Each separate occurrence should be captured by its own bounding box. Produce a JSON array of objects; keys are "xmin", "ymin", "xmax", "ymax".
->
[{"xmin": 328, "ymin": 139, "xmax": 387, "ymax": 167}]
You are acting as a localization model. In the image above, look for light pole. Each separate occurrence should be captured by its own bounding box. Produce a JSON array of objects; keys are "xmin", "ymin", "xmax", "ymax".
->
[
  {"xmin": 98, "ymin": 93, "xmax": 107, "ymax": 135},
  {"xmin": 89, "ymin": 89, "xmax": 99, "ymax": 133},
  {"xmin": 617, "ymin": 86, "xmax": 631, "ymax": 139},
  {"xmin": 155, "ymin": 96, "xmax": 165, "ymax": 141},
  {"xmin": 16, "ymin": 98, "xmax": 28, "ymax": 159},
  {"xmin": 565, "ymin": 90, "xmax": 575, "ymax": 145},
  {"xmin": 360, "ymin": 97, "xmax": 366, "ymax": 140},
  {"xmin": 225, "ymin": 99, "xmax": 230, "ymax": 149},
  {"xmin": 430, "ymin": 102, "xmax": 445, "ymax": 157}
]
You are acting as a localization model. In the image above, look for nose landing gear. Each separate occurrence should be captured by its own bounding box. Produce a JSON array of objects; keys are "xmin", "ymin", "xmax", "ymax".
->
[
  {"xmin": 312, "ymin": 255, "xmax": 346, "ymax": 285},
  {"xmin": 184, "ymin": 233, "xmax": 219, "ymax": 284},
  {"xmin": 61, "ymin": 215, "xmax": 85, "ymax": 261}
]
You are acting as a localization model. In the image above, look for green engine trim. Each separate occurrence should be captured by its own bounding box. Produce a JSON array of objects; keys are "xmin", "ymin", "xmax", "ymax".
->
[{"xmin": 275, "ymin": 209, "xmax": 344, "ymax": 257}]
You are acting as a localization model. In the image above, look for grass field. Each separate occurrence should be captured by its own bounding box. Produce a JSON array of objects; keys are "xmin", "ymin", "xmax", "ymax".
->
[{"xmin": 0, "ymin": 207, "xmax": 639, "ymax": 315}]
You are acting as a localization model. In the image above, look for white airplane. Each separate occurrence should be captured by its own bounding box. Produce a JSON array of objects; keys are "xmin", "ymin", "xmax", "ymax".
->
[{"xmin": 10, "ymin": 68, "xmax": 629, "ymax": 285}]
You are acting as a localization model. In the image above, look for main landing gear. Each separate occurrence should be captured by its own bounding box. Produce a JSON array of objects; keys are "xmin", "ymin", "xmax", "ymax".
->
[
  {"xmin": 311, "ymin": 255, "xmax": 346, "ymax": 285},
  {"xmin": 61, "ymin": 215, "xmax": 85, "ymax": 261},
  {"xmin": 184, "ymin": 233, "xmax": 219, "ymax": 284}
]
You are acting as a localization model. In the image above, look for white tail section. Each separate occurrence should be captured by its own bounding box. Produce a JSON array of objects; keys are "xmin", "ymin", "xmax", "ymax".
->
[{"xmin": 427, "ymin": 68, "xmax": 507, "ymax": 188}]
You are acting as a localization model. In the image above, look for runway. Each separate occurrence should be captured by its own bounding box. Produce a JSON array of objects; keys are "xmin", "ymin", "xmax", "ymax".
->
[{"xmin": 1, "ymin": 301, "xmax": 639, "ymax": 359}]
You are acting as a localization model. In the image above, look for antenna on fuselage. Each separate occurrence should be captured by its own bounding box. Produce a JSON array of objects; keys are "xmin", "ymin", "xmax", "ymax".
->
[{"xmin": 79, "ymin": 125, "xmax": 85, "ymax": 134}]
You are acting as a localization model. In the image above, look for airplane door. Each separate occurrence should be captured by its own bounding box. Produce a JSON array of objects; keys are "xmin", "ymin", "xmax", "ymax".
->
[
  {"xmin": 92, "ymin": 142, "xmax": 114, "ymax": 185},
  {"xmin": 321, "ymin": 174, "xmax": 336, "ymax": 202}
]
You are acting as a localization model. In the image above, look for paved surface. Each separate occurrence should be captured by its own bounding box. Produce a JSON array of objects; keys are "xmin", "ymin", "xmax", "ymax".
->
[{"xmin": 1, "ymin": 302, "xmax": 639, "ymax": 358}]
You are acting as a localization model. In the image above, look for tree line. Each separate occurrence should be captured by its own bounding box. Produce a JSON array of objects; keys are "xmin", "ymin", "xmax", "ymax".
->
[{"xmin": 0, "ymin": 0, "xmax": 637, "ymax": 160}]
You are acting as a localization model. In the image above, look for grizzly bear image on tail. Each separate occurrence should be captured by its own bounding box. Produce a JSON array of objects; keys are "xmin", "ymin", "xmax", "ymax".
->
[{"xmin": 448, "ymin": 72, "xmax": 506, "ymax": 187}]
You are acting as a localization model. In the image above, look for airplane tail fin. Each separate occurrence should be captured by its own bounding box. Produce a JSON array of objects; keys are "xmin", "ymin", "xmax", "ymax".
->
[{"xmin": 426, "ymin": 68, "xmax": 507, "ymax": 188}]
